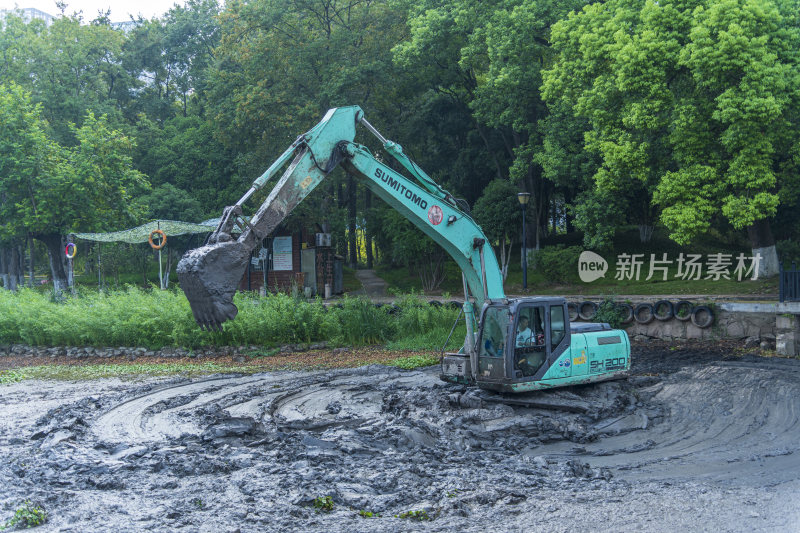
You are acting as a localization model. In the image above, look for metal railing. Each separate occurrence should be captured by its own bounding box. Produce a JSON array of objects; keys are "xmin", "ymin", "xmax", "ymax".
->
[{"xmin": 779, "ymin": 262, "xmax": 800, "ymax": 302}]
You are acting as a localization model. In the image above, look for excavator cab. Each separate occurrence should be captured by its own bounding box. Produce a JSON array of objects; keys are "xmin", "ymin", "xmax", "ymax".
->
[{"xmin": 442, "ymin": 297, "xmax": 628, "ymax": 392}]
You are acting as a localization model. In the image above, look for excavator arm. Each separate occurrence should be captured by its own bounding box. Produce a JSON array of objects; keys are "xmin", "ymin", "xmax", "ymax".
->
[{"xmin": 178, "ymin": 106, "xmax": 505, "ymax": 331}]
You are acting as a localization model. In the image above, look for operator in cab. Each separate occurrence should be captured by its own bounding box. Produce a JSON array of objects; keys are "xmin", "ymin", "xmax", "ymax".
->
[
  {"xmin": 516, "ymin": 310, "xmax": 545, "ymax": 376},
  {"xmin": 515, "ymin": 316, "xmax": 533, "ymax": 347}
]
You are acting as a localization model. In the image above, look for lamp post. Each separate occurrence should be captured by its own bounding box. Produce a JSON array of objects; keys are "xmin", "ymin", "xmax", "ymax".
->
[{"xmin": 517, "ymin": 192, "xmax": 530, "ymax": 290}]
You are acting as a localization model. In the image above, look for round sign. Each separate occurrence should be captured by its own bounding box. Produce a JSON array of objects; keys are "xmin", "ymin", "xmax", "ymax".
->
[{"xmin": 428, "ymin": 205, "xmax": 443, "ymax": 226}]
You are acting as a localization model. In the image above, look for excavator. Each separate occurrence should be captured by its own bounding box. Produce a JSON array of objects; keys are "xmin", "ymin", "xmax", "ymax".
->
[{"xmin": 177, "ymin": 106, "xmax": 630, "ymax": 393}]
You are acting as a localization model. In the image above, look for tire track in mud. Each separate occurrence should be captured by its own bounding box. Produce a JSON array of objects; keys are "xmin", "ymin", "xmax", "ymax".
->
[
  {"xmin": 539, "ymin": 360, "xmax": 800, "ymax": 483},
  {"xmin": 91, "ymin": 376, "xmax": 277, "ymax": 442},
  {"xmin": 87, "ymin": 356, "xmax": 800, "ymax": 484}
]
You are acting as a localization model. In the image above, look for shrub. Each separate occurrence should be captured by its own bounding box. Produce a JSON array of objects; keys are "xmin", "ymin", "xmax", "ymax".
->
[
  {"xmin": 593, "ymin": 297, "xmax": 626, "ymax": 329},
  {"xmin": 327, "ymin": 297, "xmax": 391, "ymax": 345},
  {"xmin": 533, "ymin": 245, "xmax": 583, "ymax": 284},
  {"xmin": 312, "ymin": 496, "xmax": 334, "ymax": 513},
  {"xmin": 3, "ymin": 501, "xmax": 47, "ymax": 529},
  {"xmin": 0, "ymin": 288, "xmax": 466, "ymax": 351}
]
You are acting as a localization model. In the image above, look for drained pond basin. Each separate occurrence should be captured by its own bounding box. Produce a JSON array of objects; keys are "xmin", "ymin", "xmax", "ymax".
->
[{"xmin": 1, "ymin": 342, "xmax": 799, "ymax": 532}]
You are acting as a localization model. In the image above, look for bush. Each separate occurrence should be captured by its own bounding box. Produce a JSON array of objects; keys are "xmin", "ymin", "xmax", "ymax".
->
[
  {"xmin": 532, "ymin": 245, "xmax": 583, "ymax": 284},
  {"xmin": 593, "ymin": 297, "xmax": 626, "ymax": 329},
  {"xmin": 0, "ymin": 287, "xmax": 463, "ymax": 351},
  {"xmin": 3, "ymin": 501, "xmax": 47, "ymax": 529},
  {"xmin": 327, "ymin": 297, "xmax": 392, "ymax": 345}
]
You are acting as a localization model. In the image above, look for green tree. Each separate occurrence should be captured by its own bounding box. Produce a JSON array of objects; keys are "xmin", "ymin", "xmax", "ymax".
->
[
  {"xmin": 381, "ymin": 210, "xmax": 447, "ymax": 291},
  {"xmin": 208, "ymin": 0, "xmax": 413, "ymax": 264},
  {"xmin": 20, "ymin": 15, "xmax": 129, "ymax": 143},
  {"xmin": 0, "ymin": 85, "xmax": 149, "ymax": 291},
  {"xmin": 472, "ymin": 179, "xmax": 522, "ymax": 280},
  {"xmin": 0, "ymin": 82, "xmax": 54, "ymax": 290},
  {"xmin": 397, "ymin": 0, "xmax": 588, "ymax": 241},
  {"xmin": 543, "ymin": 0, "xmax": 800, "ymax": 273}
]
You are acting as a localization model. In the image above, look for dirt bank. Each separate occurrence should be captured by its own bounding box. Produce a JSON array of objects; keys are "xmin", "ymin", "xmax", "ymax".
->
[{"xmin": 1, "ymin": 342, "xmax": 799, "ymax": 532}]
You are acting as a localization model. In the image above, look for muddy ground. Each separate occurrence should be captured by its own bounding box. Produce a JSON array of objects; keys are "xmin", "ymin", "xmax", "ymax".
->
[{"xmin": 1, "ymin": 342, "xmax": 799, "ymax": 532}]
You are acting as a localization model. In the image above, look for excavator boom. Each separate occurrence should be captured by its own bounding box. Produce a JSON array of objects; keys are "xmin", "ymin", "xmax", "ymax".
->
[{"xmin": 178, "ymin": 106, "xmax": 503, "ymax": 330}]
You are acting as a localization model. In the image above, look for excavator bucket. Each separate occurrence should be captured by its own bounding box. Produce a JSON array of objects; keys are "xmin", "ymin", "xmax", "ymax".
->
[{"xmin": 177, "ymin": 240, "xmax": 251, "ymax": 331}]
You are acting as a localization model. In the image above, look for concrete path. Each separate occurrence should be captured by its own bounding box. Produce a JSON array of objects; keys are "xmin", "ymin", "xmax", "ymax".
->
[{"xmin": 352, "ymin": 269, "xmax": 388, "ymax": 297}]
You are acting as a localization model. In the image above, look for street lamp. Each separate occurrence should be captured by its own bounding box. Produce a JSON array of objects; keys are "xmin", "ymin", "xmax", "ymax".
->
[{"xmin": 517, "ymin": 192, "xmax": 531, "ymax": 290}]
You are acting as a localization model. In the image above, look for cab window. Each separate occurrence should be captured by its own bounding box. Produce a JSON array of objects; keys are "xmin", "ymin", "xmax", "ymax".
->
[
  {"xmin": 514, "ymin": 306, "xmax": 546, "ymax": 377},
  {"xmin": 480, "ymin": 307, "xmax": 509, "ymax": 358},
  {"xmin": 550, "ymin": 305, "xmax": 566, "ymax": 349}
]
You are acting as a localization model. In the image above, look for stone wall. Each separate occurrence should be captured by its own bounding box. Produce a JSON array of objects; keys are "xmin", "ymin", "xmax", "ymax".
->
[
  {"xmin": 621, "ymin": 309, "xmax": 776, "ymax": 345},
  {"xmin": 571, "ymin": 300, "xmax": 787, "ymax": 349}
]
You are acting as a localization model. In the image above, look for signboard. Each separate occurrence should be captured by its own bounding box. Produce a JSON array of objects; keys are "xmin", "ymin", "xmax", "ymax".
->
[{"xmin": 272, "ymin": 236, "xmax": 293, "ymax": 271}]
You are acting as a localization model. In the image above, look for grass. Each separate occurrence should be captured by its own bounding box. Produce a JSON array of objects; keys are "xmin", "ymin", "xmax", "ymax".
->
[
  {"xmin": 5, "ymin": 362, "xmax": 255, "ymax": 381},
  {"xmin": 396, "ymin": 509, "xmax": 431, "ymax": 521},
  {"xmin": 0, "ymin": 288, "xmax": 462, "ymax": 350},
  {"xmin": 0, "ymin": 369, "xmax": 25, "ymax": 385},
  {"xmin": 0, "ymin": 350, "xmax": 442, "ymax": 384},
  {"xmin": 387, "ymin": 354, "xmax": 439, "ymax": 369}
]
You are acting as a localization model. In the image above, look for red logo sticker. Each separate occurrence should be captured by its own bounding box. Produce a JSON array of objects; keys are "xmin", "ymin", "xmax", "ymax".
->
[{"xmin": 428, "ymin": 205, "xmax": 443, "ymax": 225}]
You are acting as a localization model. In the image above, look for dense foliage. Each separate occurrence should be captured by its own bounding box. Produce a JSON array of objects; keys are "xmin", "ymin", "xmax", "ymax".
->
[
  {"xmin": 0, "ymin": 288, "xmax": 464, "ymax": 349},
  {"xmin": 1, "ymin": 0, "xmax": 798, "ymax": 291}
]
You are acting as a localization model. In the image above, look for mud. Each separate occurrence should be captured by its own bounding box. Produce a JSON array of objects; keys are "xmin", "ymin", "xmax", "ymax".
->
[
  {"xmin": 2, "ymin": 343, "xmax": 800, "ymax": 531},
  {"xmin": 177, "ymin": 241, "xmax": 251, "ymax": 330}
]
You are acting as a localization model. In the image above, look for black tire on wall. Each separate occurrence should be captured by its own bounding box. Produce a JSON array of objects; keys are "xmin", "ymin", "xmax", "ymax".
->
[
  {"xmin": 617, "ymin": 303, "xmax": 634, "ymax": 324},
  {"xmin": 578, "ymin": 301, "xmax": 598, "ymax": 321},
  {"xmin": 653, "ymin": 300, "xmax": 674, "ymax": 321},
  {"xmin": 567, "ymin": 302, "xmax": 580, "ymax": 321},
  {"xmin": 634, "ymin": 303, "xmax": 655, "ymax": 324},
  {"xmin": 674, "ymin": 300, "xmax": 693, "ymax": 321},
  {"xmin": 691, "ymin": 305, "xmax": 714, "ymax": 328}
]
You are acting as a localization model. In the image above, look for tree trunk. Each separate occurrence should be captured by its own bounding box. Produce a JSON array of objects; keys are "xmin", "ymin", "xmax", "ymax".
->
[
  {"xmin": 564, "ymin": 188, "xmax": 575, "ymax": 233},
  {"xmin": 37, "ymin": 234, "xmax": 68, "ymax": 293},
  {"xmin": 16, "ymin": 245, "xmax": 24, "ymax": 287},
  {"xmin": 638, "ymin": 225, "xmax": 654, "ymax": 243},
  {"xmin": 347, "ymin": 174, "xmax": 357, "ymax": 269},
  {"xmin": 27, "ymin": 233, "xmax": 35, "ymax": 288},
  {"xmin": 0, "ymin": 247, "xmax": 8, "ymax": 290},
  {"xmin": 8, "ymin": 246, "xmax": 20, "ymax": 292},
  {"xmin": 748, "ymin": 219, "xmax": 779, "ymax": 277},
  {"xmin": 365, "ymin": 189, "xmax": 373, "ymax": 269}
]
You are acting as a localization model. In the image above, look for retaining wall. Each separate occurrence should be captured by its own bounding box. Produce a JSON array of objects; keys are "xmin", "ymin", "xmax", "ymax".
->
[
  {"xmin": 621, "ymin": 309, "xmax": 775, "ymax": 343},
  {"xmin": 571, "ymin": 300, "xmax": 800, "ymax": 351}
]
